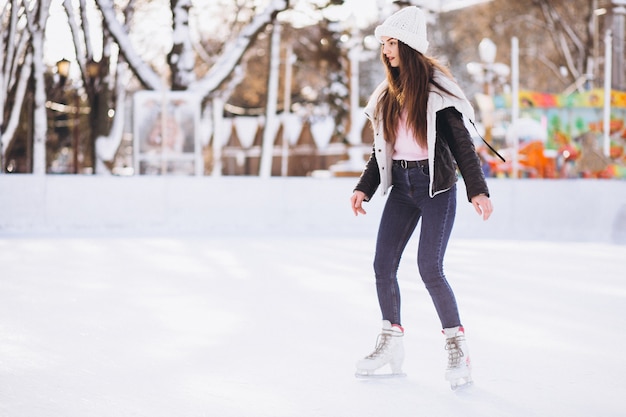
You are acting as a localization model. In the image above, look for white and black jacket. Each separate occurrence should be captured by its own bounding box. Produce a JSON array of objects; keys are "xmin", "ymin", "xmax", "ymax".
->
[{"xmin": 354, "ymin": 71, "xmax": 489, "ymax": 202}]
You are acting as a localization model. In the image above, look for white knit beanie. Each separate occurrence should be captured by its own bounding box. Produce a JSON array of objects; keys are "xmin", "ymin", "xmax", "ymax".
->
[{"xmin": 374, "ymin": 6, "xmax": 429, "ymax": 54}]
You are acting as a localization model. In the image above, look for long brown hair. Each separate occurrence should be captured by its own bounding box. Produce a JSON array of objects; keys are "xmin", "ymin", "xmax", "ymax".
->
[{"xmin": 377, "ymin": 40, "xmax": 458, "ymax": 147}]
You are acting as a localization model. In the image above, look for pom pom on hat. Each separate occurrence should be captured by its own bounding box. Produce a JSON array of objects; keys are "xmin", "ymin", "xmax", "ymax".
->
[{"xmin": 375, "ymin": 6, "xmax": 429, "ymax": 54}]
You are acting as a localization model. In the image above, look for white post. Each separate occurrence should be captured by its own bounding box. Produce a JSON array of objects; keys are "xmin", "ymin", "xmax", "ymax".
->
[
  {"xmin": 511, "ymin": 37, "xmax": 520, "ymax": 179},
  {"xmin": 260, "ymin": 22, "xmax": 281, "ymax": 178},
  {"xmin": 212, "ymin": 97, "xmax": 224, "ymax": 177},
  {"xmin": 612, "ymin": 1, "xmax": 626, "ymax": 90},
  {"xmin": 603, "ymin": 29, "xmax": 613, "ymax": 157},
  {"xmin": 160, "ymin": 91, "xmax": 168, "ymax": 175},
  {"xmin": 281, "ymin": 43, "xmax": 293, "ymax": 177},
  {"xmin": 348, "ymin": 44, "xmax": 362, "ymax": 146}
]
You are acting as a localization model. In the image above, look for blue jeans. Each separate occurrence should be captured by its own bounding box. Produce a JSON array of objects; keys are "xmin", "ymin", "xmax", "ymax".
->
[{"xmin": 373, "ymin": 163, "xmax": 461, "ymax": 329}]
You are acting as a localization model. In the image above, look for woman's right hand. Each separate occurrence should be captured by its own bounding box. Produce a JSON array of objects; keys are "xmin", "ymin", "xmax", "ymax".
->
[{"xmin": 350, "ymin": 191, "xmax": 368, "ymax": 216}]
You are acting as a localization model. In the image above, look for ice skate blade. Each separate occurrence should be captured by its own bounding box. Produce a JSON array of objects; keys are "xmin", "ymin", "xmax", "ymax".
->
[
  {"xmin": 449, "ymin": 378, "xmax": 473, "ymax": 391},
  {"xmin": 355, "ymin": 371, "xmax": 406, "ymax": 379}
]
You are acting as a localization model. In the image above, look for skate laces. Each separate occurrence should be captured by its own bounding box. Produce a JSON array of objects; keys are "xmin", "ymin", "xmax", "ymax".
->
[
  {"xmin": 365, "ymin": 332, "xmax": 392, "ymax": 359},
  {"xmin": 445, "ymin": 334, "xmax": 466, "ymax": 368}
]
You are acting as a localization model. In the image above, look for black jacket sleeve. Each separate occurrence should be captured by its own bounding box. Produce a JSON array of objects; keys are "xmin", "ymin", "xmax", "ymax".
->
[
  {"xmin": 437, "ymin": 107, "xmax": 490, "ymax": 201},
  {"xmin": 353, "ymin": 145, "xmax": 381, "ymax": 201}
]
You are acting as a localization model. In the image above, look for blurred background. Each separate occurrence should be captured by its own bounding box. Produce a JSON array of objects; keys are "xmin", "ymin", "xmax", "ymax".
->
[{"xmin": 2, "ymin": 0, "xmax": 626, "ymax": 179}]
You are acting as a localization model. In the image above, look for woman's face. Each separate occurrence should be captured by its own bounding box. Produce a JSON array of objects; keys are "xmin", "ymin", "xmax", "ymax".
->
[{"xmin": 381, "ymin": 36, "xmax": 400, "ymax": 68}]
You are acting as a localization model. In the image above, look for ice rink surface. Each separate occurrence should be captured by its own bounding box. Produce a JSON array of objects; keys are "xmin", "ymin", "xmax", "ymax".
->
[{"xmin": 1, "ymin": 233, "xmax": 624, "ymax": 417}]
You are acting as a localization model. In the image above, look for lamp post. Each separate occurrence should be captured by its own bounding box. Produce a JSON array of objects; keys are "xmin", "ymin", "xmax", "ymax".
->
[
  {"xmin": 281, "ymin": 43, "xmax": 295, "ymax": 177},
  {"xmin": 86, "ymin": 59, "xmax": 102, "ymax": 174},
  {"xmin": 56, "ymin": 58, "xmax": 80, "ymax": 174},
  {"xmin": 467, "ymin": 38, "xmax": 510, "ymax": 144},
  {"xmin": 478, "ymin": 38, "xmax": 497, "ymax": 96},
  {"xmin": 86, "ymin": 59, "xmax": 99, "ymax": 79},
  {"xmin": 259, "ymin": 21, "xmax": 281, "ymax": 178},
  {"xmin": 511, "ymin": 37, "xmax": 520, "ymax": 179},
  {"xmin": 56, "ymin": 57, "xmax": 106, "ymax": 174},
  {"xmin": 604, "ymin": 30, "xmax": 613, "ymax": 158},
  {"xmin": 57, "ymin": 58, "xmax": 70, "ymax": 84}
]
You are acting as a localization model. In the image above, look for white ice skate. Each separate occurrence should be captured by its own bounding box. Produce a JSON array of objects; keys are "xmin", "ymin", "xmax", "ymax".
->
[
  {"xmin": 355, "ymin": 320, "xmax": 405, "ymax": 378},
  {"xmin": 443, "ymin": 326, "xmax": 473, "ymax": 390}
]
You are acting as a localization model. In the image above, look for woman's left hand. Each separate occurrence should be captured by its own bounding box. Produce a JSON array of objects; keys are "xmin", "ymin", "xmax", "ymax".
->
[{"xmin": 471, "ymin": 194, "xmax": 493, "ymax": 221}]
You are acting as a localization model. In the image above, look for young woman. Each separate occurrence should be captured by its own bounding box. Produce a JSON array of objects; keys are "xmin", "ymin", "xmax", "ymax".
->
[{"xmin": 350, "ymin": 6, "xmax": 493, "ymax": 389}]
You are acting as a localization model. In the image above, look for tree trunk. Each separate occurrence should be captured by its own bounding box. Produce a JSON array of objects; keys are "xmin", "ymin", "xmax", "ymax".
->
[
  {"xmin": 169, "ymin": 0, "xmax": 196, "ymax": 90},
  {"xmin": 27, "ymin": 0, "xmax": 52, "ymax": 175}
]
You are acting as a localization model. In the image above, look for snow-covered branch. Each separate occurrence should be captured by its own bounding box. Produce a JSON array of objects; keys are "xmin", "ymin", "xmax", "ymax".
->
[
  {"xmin": 95, "ymin": 0, "xmax": 164, "ymax": 90},
  {"xmin": 62, "ymin": 0, "xmax": 89, "ymax": 80},
  {"xmin": 190, "ymin": 0, "xmax": 289, "ymax": 97},
  {"xmin": 537, "ymin": 0, "xmax": 585, "ymax": 79},
  {"xmin": 79, "ymin": 0, "xmax": 97, "ymax": 60},
  {"xmin": 95, "ymin": 63, "xmax": 128, "ymax": 173},
  {"xmin": 1, "ymin": 53, "xmax": 32, "ymax": 155}
]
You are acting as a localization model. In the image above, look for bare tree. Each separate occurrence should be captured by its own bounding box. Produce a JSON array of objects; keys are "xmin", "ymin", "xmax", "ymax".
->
[
  {"xmin": 533, "ymin": 0, "xmax": 593, "ymax": 90},
  {"xmin": 1, "ymin": 0, "xmax": 37, "ymax": 173},
  {"xmin": 436, "ymin": 0, "xmax": 601, "ymax": 94},
  {"xmin": 27, "ymin": 0, "xmax": 52, "ymax": 175},
  {"xmin": 1, "ymin": 0, "xmax": 293, "ymax": 173}
]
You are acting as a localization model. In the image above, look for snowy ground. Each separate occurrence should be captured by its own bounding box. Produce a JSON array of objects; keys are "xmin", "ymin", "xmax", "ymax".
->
[{"xmin": 1, "ymin": 231, "xmax": 625, "ymax": 417}]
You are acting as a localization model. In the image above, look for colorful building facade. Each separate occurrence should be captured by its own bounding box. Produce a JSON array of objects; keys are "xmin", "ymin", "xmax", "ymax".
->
[{"xmin": 491, "ymin": 89, "xmax": 626, "ymax": 178}]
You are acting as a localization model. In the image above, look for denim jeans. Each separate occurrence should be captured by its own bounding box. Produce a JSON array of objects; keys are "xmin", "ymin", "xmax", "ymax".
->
[{"xmin": 373, "ymin": 163, "xmax": 461, "ymax": 329}]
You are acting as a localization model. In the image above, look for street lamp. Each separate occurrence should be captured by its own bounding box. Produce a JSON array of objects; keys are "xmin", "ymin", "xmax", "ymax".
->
[
  {"xmin": 57, "ymin": 58, "xmax": 71, "ymax": 83},
  {"xmin": 479, "ymin": 38, "xmax": 496, "ymax": 66},
  {"xmin": 467, "ymin": 38, "xmax": 510, "ymax": 142},
  {"xmin": 468, "ymin": 38, "xmax": 511, "ymax": 96},
  {"xmin": 56, "ymin": 58, "xmax": 80, "ymax": 174},
  {"xmin": 87, "ymin": 59, "xmax": 100, "ymax": 78},
  {"xmin": 86, "ymin": 59, "xmax": 101, "ymax": 173}
]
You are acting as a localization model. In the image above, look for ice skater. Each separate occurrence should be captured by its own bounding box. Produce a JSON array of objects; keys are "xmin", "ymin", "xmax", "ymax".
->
[{"xmin": 350, "ymin": 6, "xmax": 493, "ymax": 389}]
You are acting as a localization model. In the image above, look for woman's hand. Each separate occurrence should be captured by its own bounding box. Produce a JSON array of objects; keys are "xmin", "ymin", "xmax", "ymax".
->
[
  {"xmin": 350, "ymin": 191, "xmax": 368, "ymax": 216},
  {"xmin": 471, "ymin": 194, "xmax": 493, "ymax": 221}
]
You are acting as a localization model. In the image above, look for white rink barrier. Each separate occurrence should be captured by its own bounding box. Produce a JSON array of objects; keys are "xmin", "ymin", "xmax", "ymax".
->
[{"xmin": 1, "ymin": 175, "xmax": 625, "ymax": 244}]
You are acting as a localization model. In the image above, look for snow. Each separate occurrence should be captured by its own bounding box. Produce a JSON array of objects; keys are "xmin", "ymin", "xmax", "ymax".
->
[{"xmin": 1, "ymin": 177, "xmax": 625, "ymax": 416}]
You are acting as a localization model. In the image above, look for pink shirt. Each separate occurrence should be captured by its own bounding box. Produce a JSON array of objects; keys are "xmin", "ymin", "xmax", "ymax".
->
[{"xmin": 392, "ymin": 110, "xmax": 428, "ymax": 161}]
